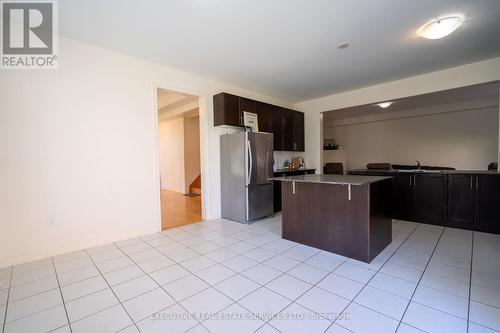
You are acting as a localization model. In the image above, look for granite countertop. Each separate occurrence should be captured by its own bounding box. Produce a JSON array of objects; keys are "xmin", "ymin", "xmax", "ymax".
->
[
  {"xmin": 269, "ymin": 174, "xmax": 392, "ymax": 186},
  {"xmin": 274, "ymin": 168, "xmax": 316, "ymax": 173},
  {"xmin": 349, "ymin": 169, "xmax": 500, "ymax": 175}
]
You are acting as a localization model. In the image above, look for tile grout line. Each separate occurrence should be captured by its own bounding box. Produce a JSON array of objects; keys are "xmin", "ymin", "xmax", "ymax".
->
[
  {"xmin": 323, "ymin": 221, "xmax": 423, "ymax": 333},
  {"xmin": 113, "ymin": 240, "xmax": 208, "ymax": 330},
  {"xmin": 153, "ymin": 223, "xmax": 322, "ymax": 332},
  {"xmin": 83, "ymin": 249, "xmax": 141, "ymax": 333},
  {"xmin": 179, "ymin": 220, "xmax": 409, "ymax": 332},
  {"xmin": 1, "ymin": 266, "xmax": 13, "ymax": 333},
  {"xmin": 197, "ymin": 243, "xmax": 329, "ymax": 333},
  {"xmin": 6, "ymin": 219, "xmax": 486, "ymax": 333},
  {"xmin": 393, "ymin": 226, "xmax": 446, "ymax": 333},
  {"xmin": 73, "ymin": 227, "xmax": 284, "ymax": 317},
  {"xmin": 202, "ymin": 222, "xmax": 353, "ymax": 331},
  {"xmin": 50, "ymin": 257, "xmax": 73, "ymax": 333},
  {"xmin": 1, "ymin": 221, "xmax": 326, "ymax": 332},
  {"xmin": 466, "ymin": 232, "xmax": 474, "ymax": 333}
]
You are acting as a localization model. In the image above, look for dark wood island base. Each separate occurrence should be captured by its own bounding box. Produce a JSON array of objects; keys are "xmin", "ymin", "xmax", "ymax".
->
[{"xmin": 275, "ymin": 175, "xmax": 393, "ymax": 263}]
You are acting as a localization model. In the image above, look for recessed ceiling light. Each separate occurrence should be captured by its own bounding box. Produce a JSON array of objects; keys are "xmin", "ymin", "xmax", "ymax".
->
[
  {"xmin": 377, "ymin": 101, "xmax": 392, "ymax": 109},
  {"xmin": 337, "ymin": 42, "xmax": 349, "ymax": 49},
  {"xmin": 418, "ymin": 16, "xmax": 464, "ymax": 39}
]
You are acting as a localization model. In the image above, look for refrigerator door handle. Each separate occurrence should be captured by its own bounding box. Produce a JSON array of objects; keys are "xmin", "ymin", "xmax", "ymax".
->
[{"xmin": 247, "ymin": 140, "xmax": 253, "ymax": 185}]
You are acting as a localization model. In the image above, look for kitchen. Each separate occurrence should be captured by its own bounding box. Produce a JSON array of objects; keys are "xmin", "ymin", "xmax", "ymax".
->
[
  {"xmin": 216, "ymin": 81, "xmax": 500, "ymax": 263},
  {"xmin": 3, "ymin": 2, "xmax": 500, "ymax": 332}
]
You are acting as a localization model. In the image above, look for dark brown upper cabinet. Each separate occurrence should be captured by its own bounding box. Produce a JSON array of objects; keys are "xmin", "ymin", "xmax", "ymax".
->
[
  {"xmin": 255, "ymin": 102, "xmax": 271, "ymax": 133},
  {"xmin": 213, "ymin": 93, "xmax": 241, "ymax": 127},
  {"xmin": 239, "ymin": 97, "xmax": 256, "ymax": 120},
  {"xmin": 292, "ymin": 110, "xmax": 304, "ymax": 151},
  {"xmin": 269, "ymin": 105, "xmax": 282, "ymax": 151},
  {"xmin": 280, "ymin": 109, "xmax": 304, "ymax": 152},
  {"xmin": 280, "ymin": 108, "xmax": 294, "ymax": 151},
  {"xmin": 213, "ymin": 93, "xmax": 305, "ymax": 152}
]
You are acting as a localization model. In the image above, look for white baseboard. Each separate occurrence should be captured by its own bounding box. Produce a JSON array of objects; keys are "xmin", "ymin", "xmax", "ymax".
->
[{"xmin": 0, "ymin": 226, "xmax": 161, "ymax": 268}]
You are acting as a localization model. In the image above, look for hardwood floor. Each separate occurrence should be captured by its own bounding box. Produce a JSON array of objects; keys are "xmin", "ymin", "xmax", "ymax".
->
[{"xmin": 161, "ymin": 190, "xmax": 202, "ymax": 230}]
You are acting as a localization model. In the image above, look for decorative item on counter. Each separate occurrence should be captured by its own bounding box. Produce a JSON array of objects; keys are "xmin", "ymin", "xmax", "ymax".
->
[
  {"xmin": 283, "ymin": 160, "xmax": 289, "ymax": 169},
  {"xmin": 291, "ymin": 157, "xmax": 301, "ymax": 170}
]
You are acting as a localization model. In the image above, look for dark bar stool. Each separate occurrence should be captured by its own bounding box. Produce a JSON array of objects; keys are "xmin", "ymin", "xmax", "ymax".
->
[{"xmin": 324, "ymin": 163, "xmax": 344, "ymax": 175}]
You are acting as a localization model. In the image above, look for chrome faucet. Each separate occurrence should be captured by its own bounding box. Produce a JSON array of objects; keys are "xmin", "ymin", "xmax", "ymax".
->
[{"xmin": 416, "ymin": 161, "xmax": 421, "ymax": 169}]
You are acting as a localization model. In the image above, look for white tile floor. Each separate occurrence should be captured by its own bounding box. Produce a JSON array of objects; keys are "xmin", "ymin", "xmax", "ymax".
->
[{"xmin": 1, "ymin": 215, "xmax": 500, "ymax": 333}]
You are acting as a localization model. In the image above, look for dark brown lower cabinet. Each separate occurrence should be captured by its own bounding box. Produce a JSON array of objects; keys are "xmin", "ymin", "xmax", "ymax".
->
[
  {"xmin": 273, "ymin": 169, "xmax": 315, "ymax": 212},
  {"xmin": 391, "ymin": 174, "xmax": 413, "ymax": 221},
  {"xmin": 352, "ymin": 171, "xmax": 500, "ymax": 234},
  {"xmin": 448, "ymin": 174, "xmax": 475, "ymax": 230},
  {"xmin": 448, "ymin": 174, "xmax": 500, "ymax": 233},
  {"xmin": 476, "ymin": 175, "xmax": 500, "ymax": 234},
  {"xmin": 413, "ymin": 174, "xmax": 447, "ymax": 225},
  {"xmin": 281, "ymin": 179, "xmax": 392, "ymax": 263}
]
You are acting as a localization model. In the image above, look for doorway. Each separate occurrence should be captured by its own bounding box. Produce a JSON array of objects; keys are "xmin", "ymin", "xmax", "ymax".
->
[{"xmin": 156, "ymin": 88, "xmax": 203, "ymax": 230}]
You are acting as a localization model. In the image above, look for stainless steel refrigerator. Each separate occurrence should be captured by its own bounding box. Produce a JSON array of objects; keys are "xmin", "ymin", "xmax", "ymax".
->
[{"xmin": 220, "ymin": 132, "xmax": 274, "ymax": 223}]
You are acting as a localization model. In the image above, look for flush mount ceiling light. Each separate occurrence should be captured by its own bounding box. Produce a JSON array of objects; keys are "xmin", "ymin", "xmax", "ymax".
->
[
  {"xmin": 377, "ymin": 101, "xmax": 393, "ymax": 109},
  {"xmin": 418, "ymin": 16, "xmax": 464, "ymax": 39},
  {"xmin": 337, "ymin": 42, "xmax": 349, "ymax": 49}
]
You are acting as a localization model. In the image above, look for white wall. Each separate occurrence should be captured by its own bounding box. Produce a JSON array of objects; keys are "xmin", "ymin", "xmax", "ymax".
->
[
  {"xmin": 183, "ymin": 116, "xmax": 201, "ymax": 193},
  {"xmin": 0, "ymin": 36, "xmax": 293, "ymax": 267},
  {"xmin": 325, "ymin": 107, "xmax": 499, "ymax": 170},
  {"xmin": 158, "ymin": 118, "xmax": 186, "ymax": 192},
  {"xmin": 295, "ymin": 57, "xmax": 500, "ymax": 172},
  {"xmin": 273, "ymin": 151, "xmax": 306, "ymax": 170}
]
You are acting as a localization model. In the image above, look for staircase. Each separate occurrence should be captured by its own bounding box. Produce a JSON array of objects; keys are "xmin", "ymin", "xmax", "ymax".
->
[{"xmin": 189, "ymin": 175, "xmax": 201, "ymax": 195}]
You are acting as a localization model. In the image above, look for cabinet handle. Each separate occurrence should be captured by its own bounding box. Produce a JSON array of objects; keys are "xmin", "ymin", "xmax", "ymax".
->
[
  {"xmin": 470, "ymin": 176, "xmax": 473, "ymax": 190},
  {"xmin": 409, "ymin": 176, "xmax": 412, "ymax": 187},
  {"xmin": 413, "ymin": 175, "xmax": 416, "ymax": 186},
  {"xmin": 476, "ymin": 176, "xmax": 479, "ymax": 190}
]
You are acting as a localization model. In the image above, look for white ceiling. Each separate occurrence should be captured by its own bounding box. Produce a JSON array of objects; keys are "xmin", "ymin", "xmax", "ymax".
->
[
  {"xmin": 323, "ymin": 81, "xmax": 500, "ymax": 121},
  {"xmin": 60, "ymin": 0, "xmax": 500, "ymax": 102},
  {"xmin": 157, "ymin": 89, "xmax": 199, "ymax": 121}
]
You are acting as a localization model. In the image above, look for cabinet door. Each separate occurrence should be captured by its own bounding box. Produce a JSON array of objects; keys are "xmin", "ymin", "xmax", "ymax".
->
[
  {"xmin": 448, "ymin": 175, "xmax": 475, "ymax": 229},
  {"xmin": 413, "ymin": 174, "xmax": 447, "ymax": 225},
  {"xmin": 255, "ymin": 102, "xmax": 271, "ymax": 133},
  {"xmin": 280, "ymin": 109, "xmax": 294, "ymax": 151},
  {"xmin": 239, "ymin": 97, "xmax": 256, "ymax": 125},
  {"xmin": 273, "ymin": 180, "xmax": 282, "ymax": 212},
  {"xmin": 270, "ymin": 106, "xmax": 282, "ymax": 151},
  {"xmin": 391, "ymin": 174, "xmax": 414, "ymax": 220},
  {"xmin": 213, "ymin": 93, "xmax": 241, "ymax": 127},
  {"xmin": 292, "ymin": 111, "xmax": 305, "ymax": 151},
  {"xmin": 476, "ymin": 175, "xmax": 500, "ymax": 234}
]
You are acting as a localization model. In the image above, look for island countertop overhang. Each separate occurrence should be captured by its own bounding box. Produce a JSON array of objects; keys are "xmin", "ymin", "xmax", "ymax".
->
[{"xmin": 269, "ymin": 174, "xmax": 392, "ymax": 186}]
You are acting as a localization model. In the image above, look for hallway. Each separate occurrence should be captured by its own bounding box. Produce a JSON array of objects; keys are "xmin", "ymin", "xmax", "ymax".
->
[{"xmin": 161, "ymin": 190, "xmax": 202, "ymax": 230}]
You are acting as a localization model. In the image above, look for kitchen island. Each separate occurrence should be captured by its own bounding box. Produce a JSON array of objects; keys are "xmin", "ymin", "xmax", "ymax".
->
[{"xmin": 270, "ymin": 174, "xmax": 393, "ymax": 262}]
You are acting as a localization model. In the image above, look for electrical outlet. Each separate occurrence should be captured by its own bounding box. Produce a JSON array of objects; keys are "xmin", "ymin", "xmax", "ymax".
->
[{"xmin": 47, "ymin": 219, "xmax": 54, "ymax": 226}]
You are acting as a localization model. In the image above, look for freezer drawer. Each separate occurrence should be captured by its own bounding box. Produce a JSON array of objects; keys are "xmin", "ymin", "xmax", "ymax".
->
[{"xmin": 247, "ymin": 184, "xmax": 274, "ymax": 221}]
